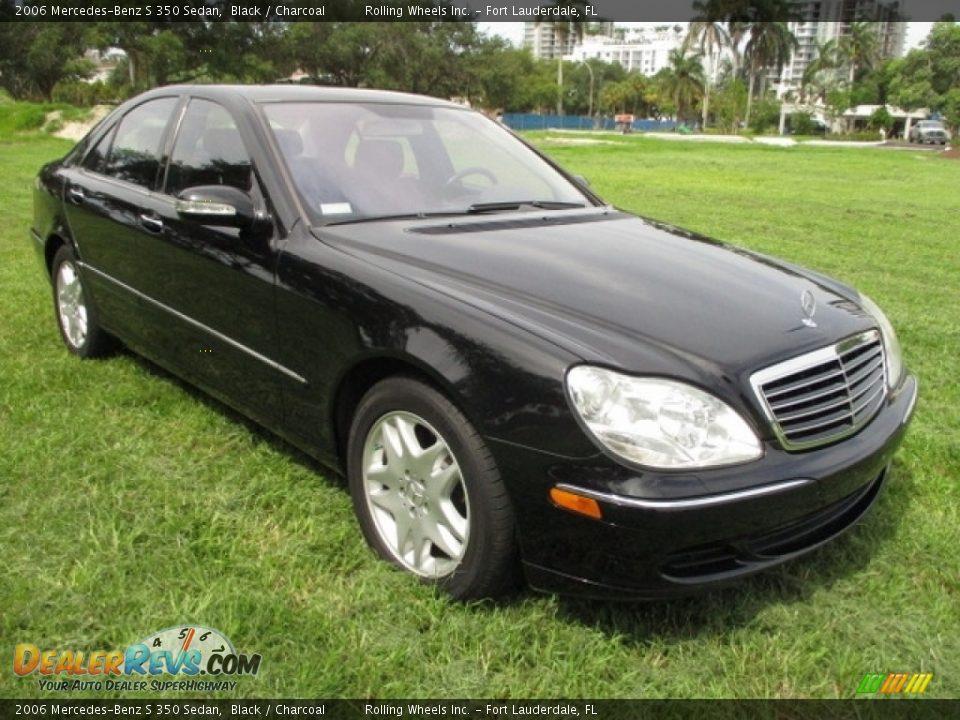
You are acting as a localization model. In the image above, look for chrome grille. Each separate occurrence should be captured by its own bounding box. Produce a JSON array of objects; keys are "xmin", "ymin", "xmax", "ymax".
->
[{"xmin": 751, "ymin": 331, "xmax": 886, "ymax": 450}]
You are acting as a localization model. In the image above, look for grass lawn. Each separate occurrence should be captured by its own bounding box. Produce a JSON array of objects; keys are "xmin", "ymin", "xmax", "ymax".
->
[{"xmin": 1, "ymin": 131, "xmax": 957, "ymax": 699}]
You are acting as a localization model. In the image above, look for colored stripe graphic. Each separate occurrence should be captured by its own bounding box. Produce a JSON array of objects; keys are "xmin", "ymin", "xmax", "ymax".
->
[{"xmin": 859, "ymin": 672, "xmax": 933, "ymax": 695}]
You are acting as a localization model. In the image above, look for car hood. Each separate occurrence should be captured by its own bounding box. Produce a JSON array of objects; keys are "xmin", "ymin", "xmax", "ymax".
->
[{"xmin": 316, "ymin": 209, "xmax": 874, "ymax": 381}]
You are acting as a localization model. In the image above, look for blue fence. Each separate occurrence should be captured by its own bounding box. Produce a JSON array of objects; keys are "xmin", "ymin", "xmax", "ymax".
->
[{"xmin": 501, "ymin": 113, "xmax": 678, "ymax": 133}]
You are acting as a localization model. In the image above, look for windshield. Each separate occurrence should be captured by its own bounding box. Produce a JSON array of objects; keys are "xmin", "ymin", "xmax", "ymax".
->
[{"xmin": 262, "ymin": 102, "xmax": 592, "ymax": 224}]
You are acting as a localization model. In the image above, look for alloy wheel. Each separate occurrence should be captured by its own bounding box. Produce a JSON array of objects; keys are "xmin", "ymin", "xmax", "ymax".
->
[
  {"xmin": 361, "ymin": 411, "xmax": 470, "ymax": 578},
  {"xmin": 56, "ymin": 260, "xmax": 88, "ymax": 349}
]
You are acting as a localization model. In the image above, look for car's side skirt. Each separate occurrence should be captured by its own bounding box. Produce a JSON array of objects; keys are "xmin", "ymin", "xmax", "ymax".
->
[{"xmin": 78, "ymin": 261, "xmax": 307, "ymax": 385}]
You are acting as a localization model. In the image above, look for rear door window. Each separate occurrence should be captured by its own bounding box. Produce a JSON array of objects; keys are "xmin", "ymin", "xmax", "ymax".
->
[
  {"xmin": 82, "ymin": 124, "xmax": 116, "ymax": 174},
  {"xmin": 103, "ymin": 98, "xmax": 179, "ymax": 189}
]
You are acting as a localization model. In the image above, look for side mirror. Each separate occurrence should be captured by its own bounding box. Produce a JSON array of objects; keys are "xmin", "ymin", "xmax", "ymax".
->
[
  {"xmin": 572, "ymin": 175, "xmax": 591, "ymax": 189},
  {"xmin": 175, "ymin": 185, "xmax": 257, "ymax": 228}
]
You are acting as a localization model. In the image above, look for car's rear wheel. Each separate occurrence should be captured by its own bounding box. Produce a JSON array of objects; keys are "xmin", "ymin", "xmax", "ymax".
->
[
  {"xmin": 51, "ymin": 245, "xmax": 115, "ymax": 358},
  {"xmin": 347, "ymin": 376, "xmax": 518, "ymax": 599}
]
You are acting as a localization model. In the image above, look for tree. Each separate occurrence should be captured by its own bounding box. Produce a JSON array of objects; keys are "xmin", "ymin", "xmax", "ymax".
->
[
  {"xmin": 888, "ymin": 23, "xmax": 960, "ymax": 131},
  {"xmin": 560, "ymin": 59, "xmax": 625, "ymax": 116},
  {"xmin": 470, "ymin": 42, "xmax": 541, "ymax": 112},
  {"xmin": 712, "ymin": 78, "xmax": 748, "ymax": 132},
  {"xmin": 685, "ymin": 0, "xmax": 731, "ymax": 129},
  {"xmin": 372, "ymin": 23, "xmax": 485, "ymax": 99},
  {"xmin": 599, "ymin": 80, "xmax": 631, "ymax": 114},
  {"xmin": 941, "ymin": 88, "xmax": 960, "ymax": 134},
  {"xmin": 598, "ymin": 72, "xmax": 649, "ymax": 116},
  {"xmin": 800, "ymin": 38, "xmax": 841, "ymax": 104},
  {"xmin": 824, "ymin": 87, "xmax": 852, "ymax": 133},
  {"xmin": 839, "ymin": 22, "xmax": 880, "ymax": 85},
  {"xmin": 535, "ymin": 1, "xmax": 590, "ymax": 115},
  {"xmin": 288, "ymin": 23, "xmax": 378, "ymax": 87},
  {"xmin": 742, "ymin": 10, "xmax": 797, "ymax": 128},
  {"xmin": 0, "ymin": 23, "xmax": 92, "ymax": 100},
  {"xmin": 924, "ymin": 21, "xmax": 960, "ymax": 93},
  {"xmin": 867, "ymin": 106, "xmax": 893, "ymax": 133},
  {"xmin": 661, "ymin": 49, "xmax": 705, "ymax": 124}
]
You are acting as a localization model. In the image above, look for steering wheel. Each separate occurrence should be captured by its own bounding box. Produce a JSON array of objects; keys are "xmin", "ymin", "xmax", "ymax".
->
[{"xmin": 444, "ymin": 166, "xmax": 497, "ymax": 192}]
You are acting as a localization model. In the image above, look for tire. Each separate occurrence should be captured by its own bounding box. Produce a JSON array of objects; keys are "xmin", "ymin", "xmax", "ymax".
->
[
  {"xmin": 347, "ymin": 376, "xmax": 518, "ymax": 600},
  {"xmin": 51, "ymin": 244, "xmax": 116, "ymax": 358}
]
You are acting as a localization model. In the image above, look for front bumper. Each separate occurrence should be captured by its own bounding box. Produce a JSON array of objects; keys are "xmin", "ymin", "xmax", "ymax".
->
[{"xmin": 491, "ymin": 374, "xmax": 917, "ymax": 599}]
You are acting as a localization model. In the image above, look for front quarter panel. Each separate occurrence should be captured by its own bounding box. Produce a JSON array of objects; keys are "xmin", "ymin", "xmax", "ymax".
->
[{"xmin": 273, "ymin": 227, "xmax": 599, "ymax": 468}]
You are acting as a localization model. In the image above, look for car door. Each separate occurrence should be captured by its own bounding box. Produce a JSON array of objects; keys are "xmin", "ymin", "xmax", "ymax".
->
[
  {"xmin": 132, "ymin": 96, "xmax": 286, "ymax": 425},
  {"xmin": 61, "ymin": 96, "xmax": 181, "ymax": 343}
]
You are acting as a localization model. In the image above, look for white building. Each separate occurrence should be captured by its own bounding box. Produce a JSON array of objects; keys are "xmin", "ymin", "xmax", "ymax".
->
[{"xmin": 564, "ymin": 25, "xmax": 687, "ymax": 77}]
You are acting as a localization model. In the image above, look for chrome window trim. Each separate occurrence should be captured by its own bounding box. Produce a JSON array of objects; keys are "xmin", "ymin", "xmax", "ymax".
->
[
  {"xmin": 556, "ymin": 478, "xmax": 814, "ymax": 511},
  {"xmin": 78, "ymin": 262, "xmax": 307, "ymax": 385},
  {"xmin": 750, "ymin": 330, "xmax": 885, "ymax": 452}
]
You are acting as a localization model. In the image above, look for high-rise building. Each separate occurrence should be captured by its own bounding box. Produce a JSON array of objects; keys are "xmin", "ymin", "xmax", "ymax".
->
[
  {"xmin": 523, "ymin": 23, "xmax": 579, "ymax": 60},
  {"xmin": 770, "ymin": 3, "xmax": 907, "ymax": 98}
]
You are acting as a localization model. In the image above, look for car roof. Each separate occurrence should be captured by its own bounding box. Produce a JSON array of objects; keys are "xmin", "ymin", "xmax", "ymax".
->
[{"xmin": 135, "ymin": 84, "xmax": 465, "ymax": 108}]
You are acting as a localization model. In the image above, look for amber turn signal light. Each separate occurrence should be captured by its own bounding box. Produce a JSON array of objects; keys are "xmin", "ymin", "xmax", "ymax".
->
[{"xmin": 549, "ymin": 487, "xmax": 603, "ymax": 520}]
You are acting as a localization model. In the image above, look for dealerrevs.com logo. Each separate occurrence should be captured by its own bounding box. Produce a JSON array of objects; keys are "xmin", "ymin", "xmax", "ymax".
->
[{"xmin": 14, "ymin": 625, "xmax": 261, "ymax": 692}]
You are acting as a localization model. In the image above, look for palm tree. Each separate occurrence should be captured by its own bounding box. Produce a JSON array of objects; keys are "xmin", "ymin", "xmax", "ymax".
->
[
  {"xmin": 743, "ymin": 19, "xmax": 798, "ymax": 127},
  {"xmin": 662, "ymin": 49, "xmax": 705, "ymax": 124},
  {"xmin": 839, "ymin": 21, "xmax": 880, "ymax": 85},
  {"xmin": 799, "ymin": 38, "xmax": 840, "ymax": 103},
  {"xmin": 535, "ymin": 2, "xmax": 590, "ymax": 116},
  {"xmin": 685, "ymin": 0, "xmax": 731, "ymax": 129}
]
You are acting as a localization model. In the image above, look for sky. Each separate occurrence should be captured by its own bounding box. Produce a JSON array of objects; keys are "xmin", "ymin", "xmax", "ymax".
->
[{"xmin": 477, "ymin": 22, "xmax": 937, "ymax": 53}]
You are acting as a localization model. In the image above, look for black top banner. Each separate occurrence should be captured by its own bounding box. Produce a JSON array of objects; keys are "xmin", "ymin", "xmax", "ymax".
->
[{"xmin": 2, "ymin": 0, "xmax": 959, "ymax": 23}]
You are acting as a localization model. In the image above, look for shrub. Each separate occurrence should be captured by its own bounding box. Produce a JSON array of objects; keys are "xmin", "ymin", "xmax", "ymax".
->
[
  {"xmin": 868, "ymin": 107, "xmax": 894, "ymax": 132},
  {"xmin": 749, "ymin": 97, "xmax": 781, "ymax": 134},
  {"xmin": 818, "ymin": 131, "xmax": 883, "ymax": 142},
  {"xmin": 3, "ymin": 104, "xmax": 47, "ymax": 133},
  {"xmin": 52, "ymin": 80, "xmax": 119, "ymax": 107},
  {"xmin": 0, "ymin": 99, "xmax": 91, "ymax": 136},
  {"xmin": 791, "ymin": 112, "xmax": 816, "ymax": 135}
]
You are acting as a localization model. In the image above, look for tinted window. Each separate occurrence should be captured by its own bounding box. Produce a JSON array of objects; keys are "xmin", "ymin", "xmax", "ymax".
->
[
  {"xmin": 82, "ymin": 124, "xmax": 116, "ymax": 174},
  {"xmin": 165, "ymin": 99, "xmax": 253, "ymax": 197},
  {"xmin": 104, "ymin": 98, "xmax": 178, "ymax": 188}
]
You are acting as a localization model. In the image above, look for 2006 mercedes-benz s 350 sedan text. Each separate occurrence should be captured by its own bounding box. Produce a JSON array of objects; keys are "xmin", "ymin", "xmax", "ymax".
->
[{"xmin": 31, "ymin": 86, "xmax": 917, "ymax": 599}]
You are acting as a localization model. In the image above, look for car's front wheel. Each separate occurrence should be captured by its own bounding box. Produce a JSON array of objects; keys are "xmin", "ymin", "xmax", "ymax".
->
[
  {"xmin": 51, "ymin": 245, "xmax": 115, "ymax": 358},
  {"xmin": 347, "ymin": 376, "xmax": 518, "ymax": 599}
]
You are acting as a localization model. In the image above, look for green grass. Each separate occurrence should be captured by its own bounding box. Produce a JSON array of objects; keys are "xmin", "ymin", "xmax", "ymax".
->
[
  {"xmin": 1, "ymin": 132, "xmax": 958, "ymax": 700},
  {"xmin": 0, "ymin": 94, "xmax": 92, "ymax": 136}
]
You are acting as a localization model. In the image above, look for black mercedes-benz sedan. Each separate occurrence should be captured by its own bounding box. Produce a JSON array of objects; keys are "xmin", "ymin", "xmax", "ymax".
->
[{"xmin": 31, "ymin": 85, "xmax": 917, "ymax": 600}]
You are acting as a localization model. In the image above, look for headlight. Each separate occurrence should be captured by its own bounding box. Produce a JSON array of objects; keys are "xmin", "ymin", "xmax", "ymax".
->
[
  {"xmin": 858, "ymin": 294, "xmax": 904, "ymax": 389},
  {"xmin": 566, "ymin": 367, "xmax": 763, "ymax": 470}
]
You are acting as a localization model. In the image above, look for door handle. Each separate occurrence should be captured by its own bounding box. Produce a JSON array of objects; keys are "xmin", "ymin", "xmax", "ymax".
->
[
  {"xmin": 67, "ymin": 187, "xmax": 85, "ymax": 204},
  {"xmin": 139, "ymin": 214, "xmax": 164, "ymax": 233}
]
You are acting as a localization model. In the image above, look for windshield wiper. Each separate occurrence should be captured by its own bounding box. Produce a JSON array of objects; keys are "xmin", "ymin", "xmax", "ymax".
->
[
  {"xmin": 466, "ymin": 200, "xmax": 586, "ymax": 213},
  {"xmin": 324, "ymin": 201, "xmax": 587, "ymax": 225},
  {"xmin": 325, "ymin": 211, "xmax": 466, "ymax": 226}
]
